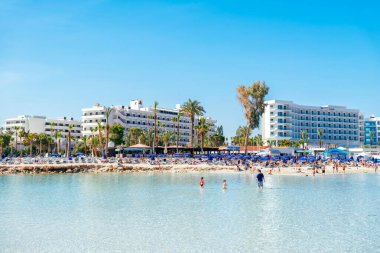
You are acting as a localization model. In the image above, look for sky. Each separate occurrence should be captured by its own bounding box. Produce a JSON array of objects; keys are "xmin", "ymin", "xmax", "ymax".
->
[{"xmin": 1, "ymin": 0, "xmax": 379, "ymax": 138}]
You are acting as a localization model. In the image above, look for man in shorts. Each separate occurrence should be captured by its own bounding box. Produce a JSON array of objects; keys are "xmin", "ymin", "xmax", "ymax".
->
[{"xmin": 256, "ymin": 169, "xmax": 265, "ymax": 190}]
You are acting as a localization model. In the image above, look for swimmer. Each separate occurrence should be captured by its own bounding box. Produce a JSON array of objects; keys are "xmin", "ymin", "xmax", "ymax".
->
[{"xmin": 222, "ymin": 179, "xmax": 227, "ymax": 190}]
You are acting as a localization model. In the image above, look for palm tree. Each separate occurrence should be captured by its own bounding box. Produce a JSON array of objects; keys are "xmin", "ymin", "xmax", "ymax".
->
[
  {"xmin": 27, "ymin": 133, "xmax": 38, "ymax": 156},
  {"xmin": 153, "ymin": 101, "xmax": 159, "ymax": 154},
  {"xmin": 47, "ymin": 136, "xmax": 52, "ymax": 154},
  {"xmin": 38, "ymin": 133, "xmax": 46, "ymax": 155},
  {"xmin": 174, "ymin": 111, "xmax": 182, "ymax": 153},
  {"xmin": 194, "ymin": 118, "xmax": 210, "ymax": 153},
  {"xmin": 18, "ymin": 129, "xmax": 27, "ymax": 158},
  {"xmin": 13, "ymin": 126, "xmax": 20, "ymax": 153},
  {"xmin": 57, "ymin": 132, "xmax": 63, "ymax": 154},
  {"xmin": 48, "ymin": 122, "xmax": 58, "ymax": 152},
  {"xmin": 300, "ymin": 130, "xmax": 309, "ymax": 149},
  {"xmin": 317, "ymin": 129, "xmax": 324, "ymax": 148},
  {"xmin": 160, "ymin": 123, "xmax": 173, "ymax": 154},
  {"xmin": 237, "ymin": 81, "xmax": 269, "ymax": 155},
  {"xmin": 370, "ymin": 131, "xmax": 375, "ymax": 148},
  {"xmin": 0, "ymin": 136, "xmax": 4, "ymax": 158},
  {"xmin": 181, "ymin": 99, "xmax": 205, "ymax": 151},
  {"xmin": 66, "ymin": 124, "xmax": 73, "ymax": 157},
  {"xmin": 89, "ymin": 127, "xmax": 96, "ymax": 157},
  {"xmin": 104, "ymin": 107, "xmax": 114, "ymax": 158},
  {"xmin": 96, "ymin": 122, "xmax": 105, "ymax": 156},
  {"xmin": 82, "ymin": 136, "xmax": 88, "ymax": 156},
  {"xmin": 147, "ymin": 115, "xmax": 153, "ymax": 147}
]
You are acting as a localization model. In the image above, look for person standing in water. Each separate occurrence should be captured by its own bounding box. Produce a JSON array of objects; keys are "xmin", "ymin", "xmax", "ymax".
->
[
  {"xmin": 222, "ymin": 179, "xmax": 227, "ymax": 190},
  {"xmin": 256, "ymin": 169, "xmax": 265, "ymax": 190},
  {"xmin": 200, "ymin": 177, "xmax": 205, "ymax": 188}
]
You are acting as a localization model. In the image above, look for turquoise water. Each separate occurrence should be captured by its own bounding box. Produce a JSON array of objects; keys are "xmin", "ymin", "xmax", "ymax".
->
[{"xmin": 1, "ymin": 173, "xmax": 379, "ymax": 253}]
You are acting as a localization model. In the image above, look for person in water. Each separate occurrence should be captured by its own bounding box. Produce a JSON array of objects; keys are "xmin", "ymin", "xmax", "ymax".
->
[
  {"xmin": 222, "ymin": 179, "xmax": 227, "ymax": 190},
  {"xmin": 200, "ymin": 177, "xmax": 205, "ymax": 188},
  {"xmin": 256, "ymin": 169, "xmax": 265, "ymax": 190}
]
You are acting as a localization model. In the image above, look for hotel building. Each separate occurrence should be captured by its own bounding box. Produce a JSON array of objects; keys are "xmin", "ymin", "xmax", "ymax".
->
[
  {"xmin": 363, "ymin": 115, "xmax": 380, "ymax": 146},
  {"xmin": 4, "ymin": 115, "xmax": 81, "ymax": 149},
  {"xmin": 81, "ymin": 100, "xmax": 217, "ymax": 146},
  {"xmin": 261, "ymin": 100, "xmax": 361, "ymax": 147}
]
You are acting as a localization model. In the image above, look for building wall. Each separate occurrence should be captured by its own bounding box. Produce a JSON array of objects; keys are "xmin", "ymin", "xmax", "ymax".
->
[
  {"xmin": 5, "ymin": 115, "xmax": 46, "ymax": 133},
  {"xmin": 261, "ymin": 100, "xmax": 361, "ymax": 147},
  {"xmin": 364, "ymin": 116, "xmax": 380, "ymax": 146},
  {"xmin": 45, "ymin": 117, "xmax": 82, "ymax": 138},
  {"xmin": 81, "ymin": 100, "xmax": 217, "ymax": 146},
  {"xmin": 4, "ymin": 115, "xmax": 81, "ymax": 150}
]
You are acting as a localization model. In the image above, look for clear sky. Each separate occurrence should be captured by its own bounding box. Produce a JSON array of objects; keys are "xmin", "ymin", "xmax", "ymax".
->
[{"xmin": 1, "ymin": 0, "xmax": 379, "ymax": 138}]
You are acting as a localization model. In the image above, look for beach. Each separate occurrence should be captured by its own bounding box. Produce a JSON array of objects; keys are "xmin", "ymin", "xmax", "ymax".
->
[{"xmin": 0, "ymin": 162, "xmax": 377, "ymax": 176}]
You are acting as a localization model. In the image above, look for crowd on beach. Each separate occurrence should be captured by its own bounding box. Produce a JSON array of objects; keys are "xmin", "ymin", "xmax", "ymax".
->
[{"xmin": 1, "ymin": 152, "xmax": 378, "ymax": 176}]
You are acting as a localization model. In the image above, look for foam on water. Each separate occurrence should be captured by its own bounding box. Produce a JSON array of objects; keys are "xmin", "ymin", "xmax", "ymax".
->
[{"xmin": 1, "ymin": 173, "xmax": 379, "ymax": 252}]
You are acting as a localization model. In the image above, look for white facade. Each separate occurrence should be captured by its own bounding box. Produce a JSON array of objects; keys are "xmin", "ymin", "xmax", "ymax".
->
[
  {"xmin": 262, "ymin": 100, "xmax": 361, "ymax": 147},
  {"xmin": 4, "ymin": 115, "xmax": 82, "ymax": 150},
  {"xmin": 45, "ymin": 117, "xmax": 82, "ymax": 138},
  {"xmin": 5, "ymin": 115, "xmax": 46, "ymax": 133},
  {"xmin": 81, "ymin": 100, "xmax": 217, "ymax": 146}
]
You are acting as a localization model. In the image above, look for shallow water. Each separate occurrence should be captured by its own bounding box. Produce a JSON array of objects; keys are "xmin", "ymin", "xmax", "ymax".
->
[{"xmin": 1, "ymin": 173, "xmax": 379, "ymax": 252}]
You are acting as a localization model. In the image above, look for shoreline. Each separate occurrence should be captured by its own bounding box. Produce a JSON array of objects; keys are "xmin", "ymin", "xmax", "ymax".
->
[{"xmin": 0, "ymin": 163, "xmax": 377, "ymax": 176}]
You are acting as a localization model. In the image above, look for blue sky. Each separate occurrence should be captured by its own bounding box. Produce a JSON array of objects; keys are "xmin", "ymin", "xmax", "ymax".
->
[{"xmin": 1, "ymin": 0, "xmax": 379, "ymax": 138}]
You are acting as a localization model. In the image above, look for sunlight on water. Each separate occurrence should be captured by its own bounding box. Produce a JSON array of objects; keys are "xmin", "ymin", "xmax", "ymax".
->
[{"xmin": 1, "ymin": 173, "xmax": 379, "ymax": 252}]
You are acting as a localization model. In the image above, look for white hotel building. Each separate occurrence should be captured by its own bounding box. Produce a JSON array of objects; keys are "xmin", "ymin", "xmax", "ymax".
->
[
  {"xmin": 261, "ymin": 100, "xmax": 361, "ymax": 147},
  {"xmin": 4, "ymin": 115, "xmax": 81, "ymax": 148},
  {"xmin": 81, "ymin": 100, "xmax": 217, "ymax": 146}
]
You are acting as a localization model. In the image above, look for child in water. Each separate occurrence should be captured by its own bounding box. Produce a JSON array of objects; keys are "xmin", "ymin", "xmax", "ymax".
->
[
  {"xmin": 200, "ymin": 177, "xmax": 205, "ymax": 188},
  {"xmin": 222, "ymin": 179, "xmax": 227, "ymax": 190}
]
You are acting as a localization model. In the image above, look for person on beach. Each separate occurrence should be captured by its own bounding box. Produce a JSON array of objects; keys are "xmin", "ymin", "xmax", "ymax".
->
[
  {"xmin": 322, "ymin": 166, "xmax": 326, "ymax": 175},
  {"xmin": 200, "ymin": 177, "xmax": 205, "ymax": 188},
  {"xmin": 342, "ymin": 164, "xmax": 346, "ymax": 174},
  {"xmin": 375, "ymin": 164, "xmax": 378, "ymax": 173},
  {"xmin": 256, "ymin": 169, "xmax": 265, "ymax": 190},
  {"xmin": 222, "ymin": 179, "xmax": 227, "ymax": 190},
  {"xmin": 312, "ymin": 166, "xmax": 316, "ymax": 176}
]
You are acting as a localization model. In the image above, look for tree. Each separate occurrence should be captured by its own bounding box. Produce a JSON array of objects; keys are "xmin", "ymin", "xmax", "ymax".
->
[
  {"xmin": 82, "ymin": 136, "xmax": 88, "ymax": 155},
  {"xmin": 96, "ymin": 122, "xmax": 105, "ymax": 156},
  {"xmin": 160, "ymin": 123, "xmax": 174, "ymax": 154},
  {"xmin": 18, "ymin": 129, "xmax": 27, "ymax": 158},
  {"xmin": 278, "ymin": 139, "xmax": 292, "ymax": 147},
  {"xmin": 253, "ymin": 134, "xmax": 263, "ymax": 147},
  {"xmin": 173, "ymin": 111, "xmax": 182, "ymax": 153},
  {"xmin": 153, "ymin": 101, "xmax": 159, "ymax": 154},
  {"xmin": 232, "ymin": 126, "xmax": 250, "ymax": 146},
  {"xmin": 12, "ymin": 126, "xmax": 20, "ymax": 153},
  {"xmin": 300, "ymin": 130, "xmax": 309, "ymax": 149},
  {"xmin": 181, "ymin": 99, "xmax": 205, "ymax": 151},
  {"xmin": 26, "ymin": 133, "xmax": 38, "ymax": 156},
  {"xmin": 38, "ymin": 133, "xmax": 46, "ymax": 155},
  {"xmin": 104, "ymin": 107, "xmax": 114, "ymax": 158},
  {"xmin": 48, "ymin": 122, "xmax": 58, "ymax": 152},
  {"xmin": 66, "ymin": 124, "xmax": 73, "ymax": 157},
  {"xmin": 317, "ymin": 129, "xmax": 324, "ymax": 148},
  {"xmin": 125, "ymin": 128, "xmax": 145, "ymax": 146},
  {"xmin": 110, "ymin": 123, "xmax": 125, "ymax": 146},
  {"xmin": 194, "ymin": 118, "xmax": 210, "ymax": 153},
  {"xmin": 208, "ymin": 126, "xmax": 226, "ymax": 147},
  {"xmin": 370, "ymin": 131, "xmax": 375, "ymax": 148},
  {"xmin": 237, "ymin": 81, "xmax": 269, "ymax": 155},
  {"xmin": 0, "ymin": 136, "xmax": 4, "ymax": 157}
]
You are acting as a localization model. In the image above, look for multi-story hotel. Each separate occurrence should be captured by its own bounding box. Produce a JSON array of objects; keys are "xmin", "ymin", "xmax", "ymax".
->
[
  {"xmin": 363, "ymin": 115, "xmax": 380, "ymax": 146},
  {"xmin": 45, "ymin": 117, "xmax": 82, "ymax": 138},
  {"xmin": 81, "ymin": 100, "xmax": 217, "ymax": 146},
  {"xmin": 4, "ymin": 115, "xmax": 81, "ymax": 149},
  {"xmin": 261, "ymin": 100, "xmax": 361, "ymax": 147}
]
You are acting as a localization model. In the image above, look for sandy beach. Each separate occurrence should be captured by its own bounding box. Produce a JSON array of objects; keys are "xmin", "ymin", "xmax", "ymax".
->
[{"xmin": 0, "ymin": 163, "xmax": 377, "ymax": 176}]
